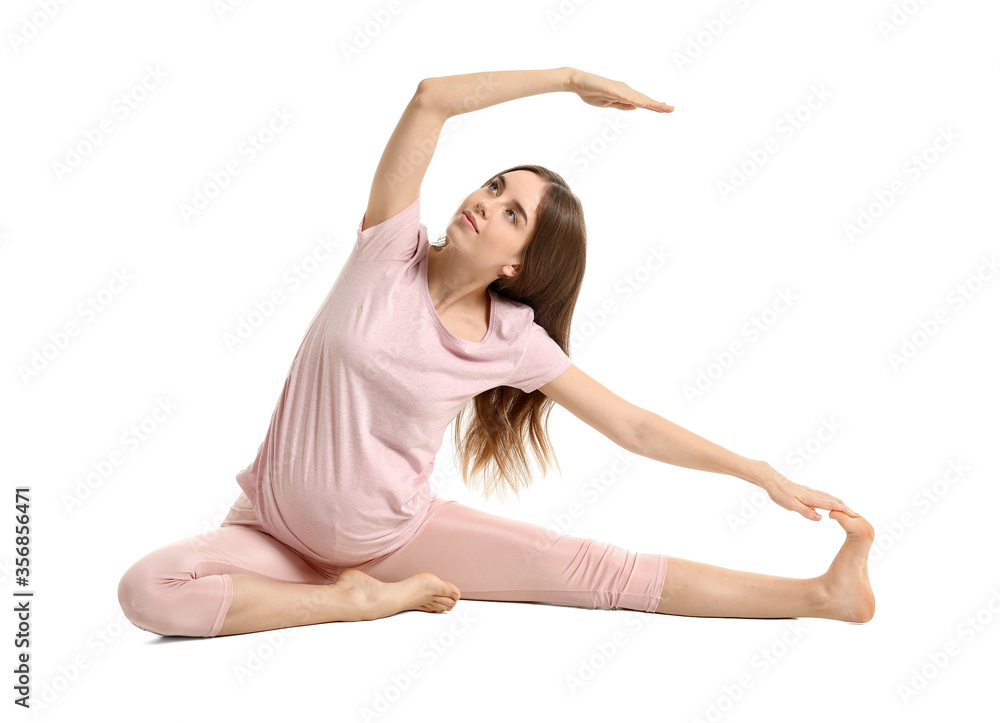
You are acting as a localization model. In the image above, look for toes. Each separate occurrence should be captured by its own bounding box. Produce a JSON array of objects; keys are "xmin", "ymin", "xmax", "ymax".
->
[
  {"xmin": 416, "ymin": 595, "xmax": 457, "ymax": 614},
  {"xmin": 829, "ymin": 511, "xmax": 875, "ymax": 540},
  {"xmin": 406, "ymin": 574, "xmax": 461, "ymax": 614},
  {"xmin": 412, "ymin": 573, "xmax": 461, "ymax": 602},
  {"xmin": 432, "ymin": 596, "xmax": 456, "ymax": 612}
]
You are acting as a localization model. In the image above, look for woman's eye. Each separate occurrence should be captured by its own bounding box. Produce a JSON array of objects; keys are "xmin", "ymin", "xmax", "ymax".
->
[{"xmin": 487, "ymin": 180, "xmax": 516, "ymax": 224}]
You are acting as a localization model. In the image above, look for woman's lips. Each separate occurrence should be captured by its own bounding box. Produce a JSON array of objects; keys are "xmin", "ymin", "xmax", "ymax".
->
[{"xmin": 462, "ymin": 212, "xmax": 477, "ymax": 232}]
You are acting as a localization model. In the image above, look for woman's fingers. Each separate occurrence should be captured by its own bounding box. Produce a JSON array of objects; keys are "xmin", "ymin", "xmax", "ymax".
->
[
  {"xmin": 806, "ymin": 489, "xmax": 858, "ymax": 517},
  {"xmin": 822, "ymin": 491, "xmax": 849, "ymax": 508},
  {"xmin": 818, "ymin": 493, "xmax": 858, "ymax": 517},
  {"xmin": 622, "ymin": 88, "xmax": 672, "ymax": 112},
  {"xmin": 631, "ymin": 91, "xmax": 673, "ymax": 111},
  {"xmin": 614, "ymin": 80, "xmax": 666, "ymax": 108},
  {"xmin": 573, "ymin": 72, "xmax": 673, "ymax": 112},
  {"xmin": 636, "ymin": 99, "xmax": 673, "ymax": 112},
  {"xmin": 765, "ymin": 475, "xmax": 859, "ymax": 520}
]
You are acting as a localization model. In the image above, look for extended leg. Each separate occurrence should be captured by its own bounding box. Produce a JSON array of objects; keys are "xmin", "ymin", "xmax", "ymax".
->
[
  {"xmin": 356, "ymin": 497, "xmax": 668, "ymax": 613},
  {"xmin": 655, "ymin": 511, "xmax": 875, "ymax": 621},
  {"xmin": 354, "ymin": 500, "xmax": 873, "ymax": 622}
]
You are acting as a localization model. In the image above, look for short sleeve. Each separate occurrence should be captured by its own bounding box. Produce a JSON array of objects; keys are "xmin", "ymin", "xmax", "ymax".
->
[
  {"xmin": 355, "ymin": 195, "xmax": 424, "ymax": 263},
  {"xmin": 507, "ymin": 323, "xmax": 573, "ymax": 393}
]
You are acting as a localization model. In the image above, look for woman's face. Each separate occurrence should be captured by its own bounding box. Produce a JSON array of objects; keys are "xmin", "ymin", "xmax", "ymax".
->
[{"xmin": 447, "ymin": 170, "xmax": 545, "ymax": 279}]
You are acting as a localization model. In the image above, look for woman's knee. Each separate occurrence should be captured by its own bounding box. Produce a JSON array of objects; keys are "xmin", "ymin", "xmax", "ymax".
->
[
  {"xmin": 118, "ymin": 553, "xmax": 169, "ymax": 636},
  {"xmin": 117, "ymin": 540, "xmax": 231, "ymax": 638}
]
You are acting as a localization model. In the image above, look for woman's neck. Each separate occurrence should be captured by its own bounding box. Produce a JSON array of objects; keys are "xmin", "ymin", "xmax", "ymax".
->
[{"xmin": 426, "ymin": 244, "xmax": 492, "ymax": 315}]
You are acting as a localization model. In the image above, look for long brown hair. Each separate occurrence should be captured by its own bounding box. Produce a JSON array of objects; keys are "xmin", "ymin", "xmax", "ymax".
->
[{"xmin": 435, "ymin": 164, "xmax": 587, "ymax": 502}]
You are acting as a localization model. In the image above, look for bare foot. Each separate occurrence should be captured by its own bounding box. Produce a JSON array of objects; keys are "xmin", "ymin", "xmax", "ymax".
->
[
  {"xmin": 816, "ymin": 511, "xmax": 876, "ymax": 623},
  {"xmin": 332, "ymin": 569, "xmax": 461, "ymax": 621}
]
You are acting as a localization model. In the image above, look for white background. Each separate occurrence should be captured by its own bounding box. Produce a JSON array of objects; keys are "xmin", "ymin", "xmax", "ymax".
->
[{"xmin": 3, "ymin": 0, "xmax": 998, "ymax": 721}]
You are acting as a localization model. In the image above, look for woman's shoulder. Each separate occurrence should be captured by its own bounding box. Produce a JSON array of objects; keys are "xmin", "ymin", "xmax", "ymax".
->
[
  {"xmin": 490, "ymin": 289, "xmax": 539, "ymax": 335},
  {"xmin": 491, "ymin": 288, "xmax": 533, "ymax": 314}
]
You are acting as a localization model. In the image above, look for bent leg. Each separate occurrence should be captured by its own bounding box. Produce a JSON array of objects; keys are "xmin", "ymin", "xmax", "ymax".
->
[
  {"xmin": 118, "ymin": 492, "xmax": 461, "ymax": 637},
  {"xmin": 357, "ymin": 498, "xmax": 669, "ymax": 613},
  {"xmin": 117, "ymin": 492, "xmax": 335, "ymax": 638},
  {"xmin": 117, "ymin": 524, "xmax": 333, "ymax": 638}
]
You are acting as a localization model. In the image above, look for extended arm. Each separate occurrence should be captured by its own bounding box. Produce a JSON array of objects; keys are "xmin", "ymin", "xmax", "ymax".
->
[
  {"xmin": 539, "ymin": 366, "xmax": 857, "ymax": 521},
  {"xmin": 420, "ymin": 66, "xmax": 672, "ymax": 119},
  {"xmin": 363, "ymin": 67, "xmax": 669, "ymax": 230},
  {"xmin": 538, "ymin": 365, "xmax": 761, "ymax": 481},
  {"xmin": 362, "ymin": 68, "xmax": 572, "ymax": 232},
  {"xmin": 418, "ymin": 67, "xmax": 573, "ymax": 119},
  {"xmin": 632, "ymin": 411, "xmax": 764, "ymax": 484},
  {"xmin": 633, "ymin": 410, "xmax": 857, "ymax": 520}
]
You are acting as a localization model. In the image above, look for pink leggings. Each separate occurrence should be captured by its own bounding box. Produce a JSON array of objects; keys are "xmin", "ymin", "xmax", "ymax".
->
[{"xmin": 118, "ymin": 491, "xmax": 669, "ymax": 637}]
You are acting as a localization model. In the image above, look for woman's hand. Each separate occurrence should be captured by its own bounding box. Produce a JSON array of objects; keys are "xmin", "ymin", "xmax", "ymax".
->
[
  {"xmin": 754, "ymin": 463, "xmax": 859, "ymax": 521},
  {"xmin": 567, "ymin": 69, "xmax": 673, "ymax": 112}
]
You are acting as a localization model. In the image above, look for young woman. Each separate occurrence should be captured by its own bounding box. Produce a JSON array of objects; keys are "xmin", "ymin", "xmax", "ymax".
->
[{"xmin": 118, "ymin": 67, "xmax": 875, "ymax": 638}]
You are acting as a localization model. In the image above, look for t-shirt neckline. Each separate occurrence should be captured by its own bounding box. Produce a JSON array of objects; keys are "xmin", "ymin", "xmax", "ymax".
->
[{"xmin": 420, "ymin": 246, "xmax": 496, "ymax": 346}]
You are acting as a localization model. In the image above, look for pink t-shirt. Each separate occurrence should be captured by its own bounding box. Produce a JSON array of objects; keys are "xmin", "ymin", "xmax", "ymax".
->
[{"xmin": 235, "ymin": 195, "xmax": 573, "ymax": 566}]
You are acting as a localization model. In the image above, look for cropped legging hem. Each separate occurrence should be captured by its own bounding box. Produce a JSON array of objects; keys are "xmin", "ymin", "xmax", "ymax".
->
[{"xmin": 118, "ymin": 494, "xmax": 669, "ymax": 638}]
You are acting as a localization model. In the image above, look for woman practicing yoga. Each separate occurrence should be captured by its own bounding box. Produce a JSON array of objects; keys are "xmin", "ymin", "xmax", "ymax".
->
[{"xmin": 118, "ymin": 67, "xmax": 875, "ymax": 638}]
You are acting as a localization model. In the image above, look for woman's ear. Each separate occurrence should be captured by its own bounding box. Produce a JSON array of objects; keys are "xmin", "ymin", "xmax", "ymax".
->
[{"xmin": 499, "ymin": 263, "xmax": 521, "ymax": 279}]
